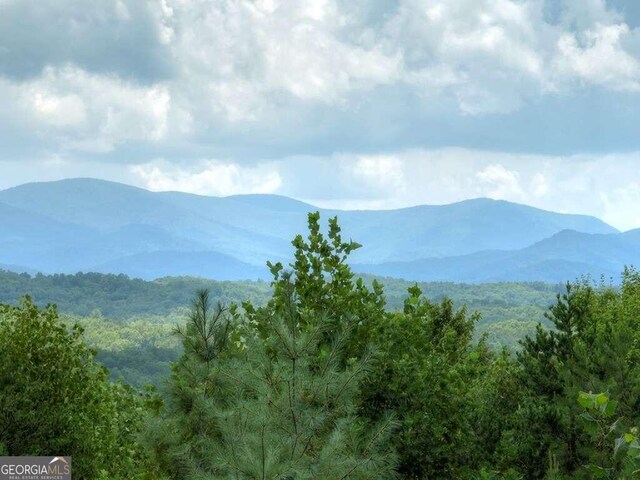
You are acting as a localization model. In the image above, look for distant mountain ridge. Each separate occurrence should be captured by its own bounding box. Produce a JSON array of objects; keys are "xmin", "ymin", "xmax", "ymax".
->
[
  {"xmin": 355, "ymin": 229, "xmax": 640, "ymax": 283},
  {"xmin": 0, "ymin": 178, "xmax": 632, "ymax": 282}
]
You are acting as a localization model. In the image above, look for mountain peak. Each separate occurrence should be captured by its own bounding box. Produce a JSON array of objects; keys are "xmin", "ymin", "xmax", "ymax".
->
[{"xmin": 3, "ymin": 177, "xmax": 146, "ymax": 192}]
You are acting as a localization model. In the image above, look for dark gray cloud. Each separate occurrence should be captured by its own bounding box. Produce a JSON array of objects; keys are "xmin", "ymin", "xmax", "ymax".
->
[{"xmin": 0, "ymin": 0, "xmax": 172, "ymax": 82}]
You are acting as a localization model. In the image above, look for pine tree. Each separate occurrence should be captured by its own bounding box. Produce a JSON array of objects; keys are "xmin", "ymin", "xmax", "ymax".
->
[
  {"xmin": 144, "ymin": 289, "xmax": 236, "ymax": 478},
  {"xmin": 146, "ymin": 217, "xmax": 398, "ymax": 479},
  {"xmin": 210, "ymin": 278, "xmax": 396, "ymax": 479}
]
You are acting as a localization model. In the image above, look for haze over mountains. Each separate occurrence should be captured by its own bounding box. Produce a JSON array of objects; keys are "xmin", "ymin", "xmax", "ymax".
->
[{"xmin": 0, "ymin": 178, "xmax": 636, "ymax": 283}]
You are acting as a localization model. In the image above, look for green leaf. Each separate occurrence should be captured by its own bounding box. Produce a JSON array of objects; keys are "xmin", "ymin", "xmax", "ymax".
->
[
  {"xmin": 603, "ymin": 399, "xmax": 618, "ymax": 418},
  {"xmin": 595, "ymin": 392, "xmax": 609, "ymax": 406},
  {"xmin": 578, "ymin": 391, "xmax": 593, "ymax": 409}
]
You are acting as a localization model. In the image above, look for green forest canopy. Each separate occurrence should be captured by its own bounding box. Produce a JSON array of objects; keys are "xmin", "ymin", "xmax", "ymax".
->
[{"xmin": 0, "ymin": 269, "xmax": 567, "ymax": 386}]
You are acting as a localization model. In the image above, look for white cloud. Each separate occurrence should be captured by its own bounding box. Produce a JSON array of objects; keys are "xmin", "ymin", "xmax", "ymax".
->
[
  {"xmin": 130, "ymin": 159, "xmax": 283, "ymax": 196},
  {"xmin": 0, "ymin": 66, "xmax": 171, "ymax": 153},
  {"xmin": 555, "ymin": 23, "xmax": 640, "ymax": 91},
  {"xmin": 31, "ymin": 91, "xmax": 87, "ymax": 127},
  {"xmin": 600, "ymin": 181, "xmax": 640, "ymax": 230},
  {"xmin": 350, "ymin": 156, "xmax": 406, "ymax": 191},
  {"xmin": 476, "ymin": 164, "xmax": 523, "ymax": 198},
  {"xmin": 384, "ymin": 0, "xmax": 553, "ymax": 114},
  {"xmin": 162, "ymin": 0, "xmax": 402, "ymax": 122},
  {"xmin": 531, "ymin": 173, "xmax": 549, "ymax": 198},
  {"xmin": 142, "ymin": 0, "xmax": 640, "ymax": 124}
]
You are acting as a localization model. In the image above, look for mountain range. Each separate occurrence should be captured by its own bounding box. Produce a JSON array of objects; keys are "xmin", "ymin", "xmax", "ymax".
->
[{"xmin": 0, "ymin": 178, "xmax": 635, "ymax": 283}]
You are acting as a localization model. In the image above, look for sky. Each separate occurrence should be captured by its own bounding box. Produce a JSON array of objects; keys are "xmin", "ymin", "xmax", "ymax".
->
[{"xmin": 1, "ymin": 0, "xmax": 639, "ymax": 231}]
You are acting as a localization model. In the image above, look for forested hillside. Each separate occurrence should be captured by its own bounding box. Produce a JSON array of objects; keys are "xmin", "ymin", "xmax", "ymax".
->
[
  {"xmin": 0, "ymin": 270, "xmax": 273, "ymax": 318},
  {"xmin": 0, "ymin": 269, "xmax": 564, "ymax": 386},
  {"xmin": 0, "ymin": 269, "xmax": 562, "ymax": 319}
]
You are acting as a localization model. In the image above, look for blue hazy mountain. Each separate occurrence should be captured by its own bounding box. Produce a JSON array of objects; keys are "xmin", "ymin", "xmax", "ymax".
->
[
  {"xmin": 0, "ymin": 178, "xmax": 630, "ymax": 282},
  {"xmin": 356, "ymin": 229, "xmax": 640, "ymax": 283}
]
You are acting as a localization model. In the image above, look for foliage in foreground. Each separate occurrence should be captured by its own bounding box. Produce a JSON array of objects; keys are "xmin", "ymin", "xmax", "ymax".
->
[
  {"xmin": 501, "ymin": 268, "xmax": 640, "ymax": 479},
  {"xmin": 0, "ymin": 297, "xmax": 152, "ymax": 479}
]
